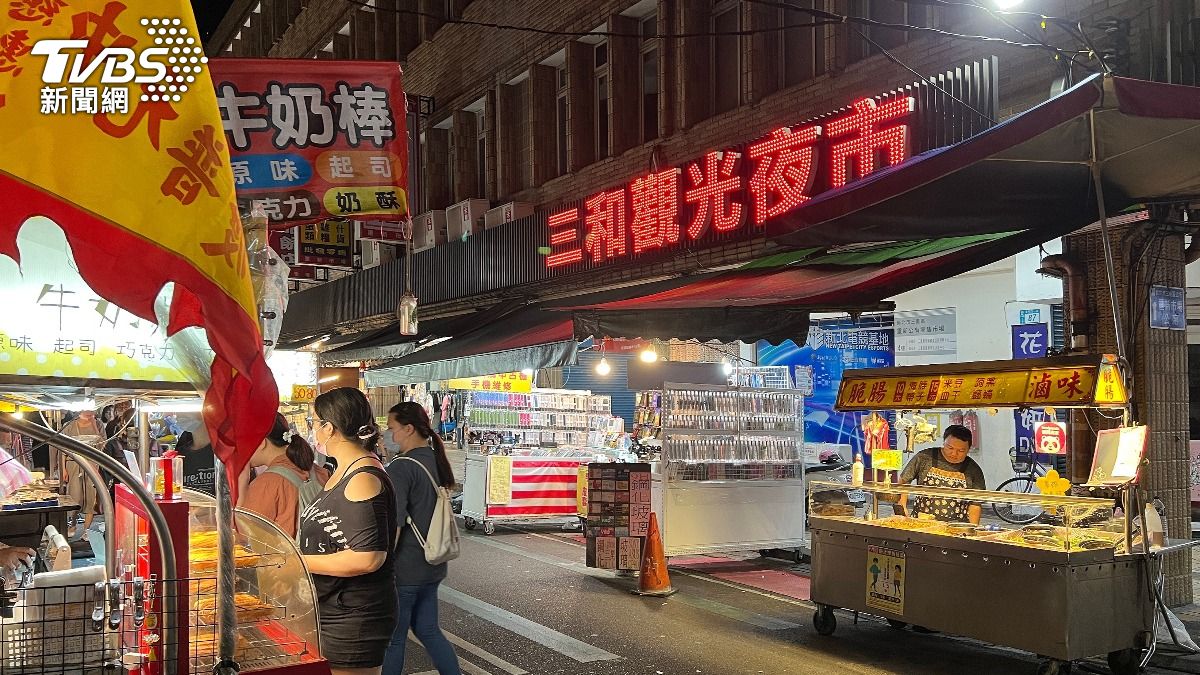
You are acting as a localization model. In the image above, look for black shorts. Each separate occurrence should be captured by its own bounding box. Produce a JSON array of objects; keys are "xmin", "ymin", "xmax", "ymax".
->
[{"xmin": 318, "ymin": 584, "xmax": 398, "ymax": 668}]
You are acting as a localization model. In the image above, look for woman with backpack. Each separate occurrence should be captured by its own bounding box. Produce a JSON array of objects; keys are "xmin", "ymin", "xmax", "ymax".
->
[
  {"xmin": 239, "ymin": 413, "xmax": 323, "ymax": 538},
  {"xmin": 381, "ymin": 402, "xmax": 461, "ymax": 675}
]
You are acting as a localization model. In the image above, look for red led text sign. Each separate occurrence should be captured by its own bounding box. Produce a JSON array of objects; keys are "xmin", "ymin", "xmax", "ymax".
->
[{"xmin": 545, "ymin": 95, "xmax": 915, "ymax": 269}]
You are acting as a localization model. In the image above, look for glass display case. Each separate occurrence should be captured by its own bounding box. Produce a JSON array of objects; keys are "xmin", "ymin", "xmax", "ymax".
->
[
  {"xmin": 807, "ymin": 479, "xmax": 1127, "ymax": 562},
  {"xmin": 113, "ymin": 487, "xmax": 323, "ymax": 674},
  {"xmin": 651, "ymin": 383, "xmax": 808, "ymax": 557},
  {"xmin": 806, "ymin": 479, "xmax": 1152, "ymax": 670}
]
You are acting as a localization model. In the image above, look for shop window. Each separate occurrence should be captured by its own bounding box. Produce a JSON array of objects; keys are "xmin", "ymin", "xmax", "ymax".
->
[
  {"xmin": 595, "ymin": 41, "xmax": 611, "ymax": 161},
  {"xmin": 780, "ymin": 1, "xmax": 825, "ymax": 87},
  {"xmin": 640, "ymin": 14, "xmax": 660, "ymax": 143},
  {"xmin": 711, "ymin": 1, "xmax": 740, "ymax": 115}
]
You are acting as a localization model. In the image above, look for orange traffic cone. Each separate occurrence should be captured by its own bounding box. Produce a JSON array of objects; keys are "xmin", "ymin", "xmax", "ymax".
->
[{"xmin": 633, "ymin": 512, "xmax": 676, "ymax": 597}]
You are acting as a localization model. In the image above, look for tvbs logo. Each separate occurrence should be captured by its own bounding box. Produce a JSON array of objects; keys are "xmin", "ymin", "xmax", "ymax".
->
[{"xmin": 31, "ymin": 17, "xmax": 208, "ymax": 115}]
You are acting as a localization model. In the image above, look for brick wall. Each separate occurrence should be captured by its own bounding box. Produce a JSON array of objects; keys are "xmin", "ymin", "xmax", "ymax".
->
[
  {"xmin": 227, "ymin": 0, "xmax": 1158, "ymax": 214},
  {"xmin": 1064, "ymin": 223, "xmax": 1193, "ymax": 606}
]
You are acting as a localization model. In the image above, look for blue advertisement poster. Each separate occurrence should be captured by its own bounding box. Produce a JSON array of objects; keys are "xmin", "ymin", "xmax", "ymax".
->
[{"xmin": 758, "ymin": 318, "xmax": 895, "ymax": 464}]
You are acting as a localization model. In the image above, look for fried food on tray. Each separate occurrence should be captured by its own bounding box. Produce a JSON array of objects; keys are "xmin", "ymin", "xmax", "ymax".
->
[
  {"xmin": 189, "ymin": 545, "xmax": 262, "ymax": 573},
  {"xmin": 195, "ymin": 592, "xmax": 275, "ymax": 624},
  {"xmin": 189, "ymin": 531, "xmax": 220, "ymax": 549}
]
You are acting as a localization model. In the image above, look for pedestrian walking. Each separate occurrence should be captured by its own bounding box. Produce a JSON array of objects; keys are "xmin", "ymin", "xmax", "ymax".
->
[
  {"xmin": 239, "ymin": 413, "xmax": 323, "ymax": 538},
  {"xmin": 381, "ymin": 401, "xmax": 461, "ymax": 675},
  {"xmin": 299, "ymin": 387, "xmax": 399, "ymax": 675}
]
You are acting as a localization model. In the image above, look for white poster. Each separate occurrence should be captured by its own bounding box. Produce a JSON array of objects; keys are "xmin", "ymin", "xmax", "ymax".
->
[{"xmin": 894, "ymin": 308, "xmax": 957, "ymax": 357}]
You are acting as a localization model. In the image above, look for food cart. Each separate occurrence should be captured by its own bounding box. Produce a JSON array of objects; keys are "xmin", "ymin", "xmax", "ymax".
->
[{"xmin": 805, "ymin": 355, "xmax": 1192, "ymax": 675}]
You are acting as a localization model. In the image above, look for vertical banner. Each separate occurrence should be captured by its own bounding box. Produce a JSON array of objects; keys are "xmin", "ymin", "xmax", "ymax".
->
[{"xmin": 208, "ymin": 59, "xmax": 410, "ymax": 228}]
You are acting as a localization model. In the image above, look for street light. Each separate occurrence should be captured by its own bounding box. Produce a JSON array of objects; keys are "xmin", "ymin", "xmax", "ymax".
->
[{"xmin": 595, "ymin": 357, "xmax": 612, "ymax": 376}]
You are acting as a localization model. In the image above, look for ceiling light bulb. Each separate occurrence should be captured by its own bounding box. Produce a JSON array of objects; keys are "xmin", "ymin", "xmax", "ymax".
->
[
  {"xmin": 595, "ymin": 358, "xmax": 611, "ymax": 376},
  {"xmin": 521, "ymin": 368, "xmax": 534, "ymax": 376},
  {"xmin": 994, "ymin": 0, "xmax": 1023, "ymax": 8},
  {"xmin": 11, "ymin": 411, "xmax": 23, "ymax": 419},
  {"xmin": 722, "ymin": 361, "xmax": 734, "ymax": 375},
  {"xmin": 640, "ymin": 348, "xmax": 657, "ymax": 363}
]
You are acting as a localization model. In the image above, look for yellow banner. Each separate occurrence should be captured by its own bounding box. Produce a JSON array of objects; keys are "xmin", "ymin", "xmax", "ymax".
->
[
  {"xmin": 836, "ymin": 366, "xmax": 1119, "ymax": 410},
  {"xmin": 448, "ymin": 372, "xmax": 533, "ymax": 393}
]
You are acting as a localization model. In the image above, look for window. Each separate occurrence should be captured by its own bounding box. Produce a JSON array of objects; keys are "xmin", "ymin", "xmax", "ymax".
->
[
  {"xmin": 849, "ymin": 1, "xmax": 911, "ymax": 63},
  {"xmin": 781, "ymin": 1, "xmax": 825, "ymax": 87},
  {"xmin": 594, "ymin": 41, "xmax": 610, "ymax": 160},
  {"xmin": 711, "ymin": 1, "xmax": 740, "ymax": 115},
  {"xmin": 556, "ymin": 65, "xmax": 568, "ymax": 176},
  {"xmin": 640, "ymin": 14, "xmax": 660, "ymax": 143},
  {"xmin": 475, "ymin": 111, "xmax": 486, "ymax": 198}
]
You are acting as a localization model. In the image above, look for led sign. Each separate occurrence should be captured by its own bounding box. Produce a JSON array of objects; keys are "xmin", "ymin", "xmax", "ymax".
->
[{"xmin": 545, "ymin": 94, "xmax": 916, "ymax": 269}]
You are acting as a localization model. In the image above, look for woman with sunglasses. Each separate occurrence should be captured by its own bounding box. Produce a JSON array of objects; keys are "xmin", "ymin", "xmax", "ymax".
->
[{"xmin": 299, "ymin": 388, "xmax": 399, "ymax": 675}]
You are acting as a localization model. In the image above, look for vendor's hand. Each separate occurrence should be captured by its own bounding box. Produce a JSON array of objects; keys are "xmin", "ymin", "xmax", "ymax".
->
[{"xmin": 0, "ymin": 546, "xmax": 35, "ymax": 572}]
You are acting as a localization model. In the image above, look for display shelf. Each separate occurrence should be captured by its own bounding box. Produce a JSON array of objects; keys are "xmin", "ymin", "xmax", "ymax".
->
[{"xmin": 466, "ymin": 389, "xmax": 616, "ymax": 454}]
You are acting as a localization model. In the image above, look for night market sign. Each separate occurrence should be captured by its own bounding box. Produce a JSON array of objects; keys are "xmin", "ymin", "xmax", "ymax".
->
[{"xmin": 544, "ymin": 92, "xmax": 916, "ymax": 269}]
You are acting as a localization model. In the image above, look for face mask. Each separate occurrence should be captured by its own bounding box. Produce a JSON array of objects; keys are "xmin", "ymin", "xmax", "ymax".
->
[{"xmin": 381, "ymin": 431, "xmax": 400, "ymax": 456}]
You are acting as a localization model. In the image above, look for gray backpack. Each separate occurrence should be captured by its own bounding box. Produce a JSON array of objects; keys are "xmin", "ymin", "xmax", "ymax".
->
[{"xmin": 264, "ymin": 466, "xmax": 323, "ymax": 539}]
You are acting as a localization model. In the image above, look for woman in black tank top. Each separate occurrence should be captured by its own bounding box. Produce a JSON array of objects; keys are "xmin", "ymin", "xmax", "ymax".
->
[{"xmin": 300, "ymin": 388, "xmax": 399, "ymax": 674}]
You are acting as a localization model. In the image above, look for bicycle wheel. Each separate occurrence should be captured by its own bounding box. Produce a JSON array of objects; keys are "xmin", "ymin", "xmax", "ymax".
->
[{"xmin": 992, "ymin": 476, "xmax": 1043, "ymax": 524}]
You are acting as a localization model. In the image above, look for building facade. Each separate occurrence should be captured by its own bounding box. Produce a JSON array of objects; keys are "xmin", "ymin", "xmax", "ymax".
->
[{"xmin": 209, "ymin": 1, "xmax": 1200, "ymax": 603}]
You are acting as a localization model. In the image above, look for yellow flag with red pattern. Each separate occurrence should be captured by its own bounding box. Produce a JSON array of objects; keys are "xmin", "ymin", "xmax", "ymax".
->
[{"xmin": 0, "ymin": 1, "xmax": 277, "ymax": 490}]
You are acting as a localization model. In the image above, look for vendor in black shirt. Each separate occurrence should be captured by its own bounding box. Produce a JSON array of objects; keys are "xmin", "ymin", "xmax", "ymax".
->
[{"xmin": 896, "ymin": 424, "xmax": 987, "ymax": 524}]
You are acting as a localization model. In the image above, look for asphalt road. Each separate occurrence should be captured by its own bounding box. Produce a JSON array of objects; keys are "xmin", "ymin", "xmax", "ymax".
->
[{"xmin": 393, "ymin": 521, "xmax": 1177, "ymax": 675}]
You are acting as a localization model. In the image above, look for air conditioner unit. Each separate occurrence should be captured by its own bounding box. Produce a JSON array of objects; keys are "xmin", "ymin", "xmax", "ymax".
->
[
  {"xmin": 484, "ymin": 201, "xmax": 534, "ymax": 229},
  {"xmin": 360, "ymin": 240, "xmax": 398, "ymax": 269},
  {"xmin": 446, "ymin": 199, "xmax": 489, "ymax": 241},
  {"xmin": 413, "ymin": 210, "xmax": 448, "ymax": 252}
]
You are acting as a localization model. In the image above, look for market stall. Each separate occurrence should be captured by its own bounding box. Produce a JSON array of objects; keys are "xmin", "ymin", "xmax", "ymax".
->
[
  {"xmin": 805, "ymin": 355, "xmax": 1193, "ymax": 675},
  {"xmin": 650, "ymin": 382, "xmax": 807, "ymax": 557},
  {"xmin": 460, "ymin": 388, "xmax": 618, "ymax": 535}
]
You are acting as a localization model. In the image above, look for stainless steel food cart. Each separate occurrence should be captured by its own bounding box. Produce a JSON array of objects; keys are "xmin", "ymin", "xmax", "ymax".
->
[{"xmin": 807, "ymin": 480, "xmax": 1155, "ymax": 675}]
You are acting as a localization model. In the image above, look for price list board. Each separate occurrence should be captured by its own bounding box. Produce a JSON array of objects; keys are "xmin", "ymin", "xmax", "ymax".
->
[{"xmin": 585, "ymin": 463, "xmax": 652, "ymax": 570}]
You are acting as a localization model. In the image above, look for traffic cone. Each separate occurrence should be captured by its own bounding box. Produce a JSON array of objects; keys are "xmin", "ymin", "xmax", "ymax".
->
[{"xmin": 633, "ymin": 512, "xmax": 676, "ymax": 597}]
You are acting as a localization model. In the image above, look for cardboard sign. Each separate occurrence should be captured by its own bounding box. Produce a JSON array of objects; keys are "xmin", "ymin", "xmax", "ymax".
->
[{"xmin": 586, "ymin": 463, "xmax": 652, "ymax": 570}]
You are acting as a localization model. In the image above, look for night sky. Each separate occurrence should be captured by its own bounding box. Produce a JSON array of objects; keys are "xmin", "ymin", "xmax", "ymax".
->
[{"xmin": 192, "ymin": 0, "xmax": 236, "ymax": 42}]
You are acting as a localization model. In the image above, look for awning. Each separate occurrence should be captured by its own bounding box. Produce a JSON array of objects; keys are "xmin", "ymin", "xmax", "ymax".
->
[
  {"xmin": 567, "ymin": 230, "xmax": 1047, "ymax": 342},
  {"xmin": 764, "ymin": 75, "xmax": 1200, "ymax": 247},
  {"xmin": 364, "ymin": 307, "xmax": 577, "ymax": 386}
]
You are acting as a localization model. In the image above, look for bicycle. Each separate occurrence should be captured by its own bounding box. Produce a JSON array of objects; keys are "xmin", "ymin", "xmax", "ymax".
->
[{"xmin": 992, "ymin": 447, "xmax": 1048, "ymax": 524}]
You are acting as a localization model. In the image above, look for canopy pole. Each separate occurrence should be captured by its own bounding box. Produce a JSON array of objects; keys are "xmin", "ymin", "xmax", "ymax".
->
[
  {"xmin": 213, "ymin": 460, "xmax": 240, "ymax": 674},
  {"xmin": 1088, "ymin": 106, "xmax": 1129, "ymax": 367}
]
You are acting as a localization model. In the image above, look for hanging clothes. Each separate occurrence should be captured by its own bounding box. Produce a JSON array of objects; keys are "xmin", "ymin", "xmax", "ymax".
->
[{"xmin": 860, "ymin": 412, "xmax": 891, "ymax": 457}]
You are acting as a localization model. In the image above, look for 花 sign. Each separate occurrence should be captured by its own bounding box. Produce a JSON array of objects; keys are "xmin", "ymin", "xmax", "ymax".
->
[
  {"xmin": 545, "ymin": 93, "xmax": 916, "ymax": 269},
  {"xmin": 209, "ymin": 59, "xmax": 410, "ymax": 227}
]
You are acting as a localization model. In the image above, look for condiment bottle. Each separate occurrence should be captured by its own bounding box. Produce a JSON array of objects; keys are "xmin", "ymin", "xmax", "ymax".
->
[{"xmin": 852, "ymin": 454, "xmax": 864, "ymax": 486}]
